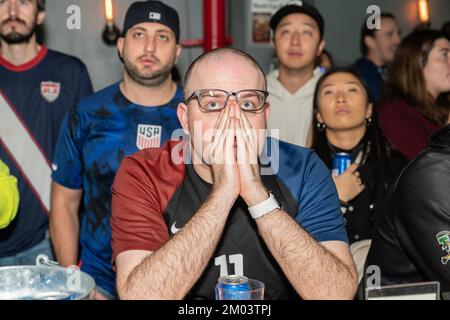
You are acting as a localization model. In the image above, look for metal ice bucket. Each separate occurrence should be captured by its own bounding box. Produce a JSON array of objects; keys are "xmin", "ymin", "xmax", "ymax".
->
[{"xmin": 0, "ymin": 255, "xmax": 95, "ymax": 300}]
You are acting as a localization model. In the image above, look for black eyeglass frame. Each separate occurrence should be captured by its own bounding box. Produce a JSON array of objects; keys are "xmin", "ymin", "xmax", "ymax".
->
[{"xmin": 185, "ymin": 89, "xmax": 269, "ymax": 113}]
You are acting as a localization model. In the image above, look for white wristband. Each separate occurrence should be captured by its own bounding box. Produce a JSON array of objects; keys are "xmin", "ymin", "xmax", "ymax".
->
[{"xmin": 248, "ymin": 192, "xmax": 281, "ymax": 220}]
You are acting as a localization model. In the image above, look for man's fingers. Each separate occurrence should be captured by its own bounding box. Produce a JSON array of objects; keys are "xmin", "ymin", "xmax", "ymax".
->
[
  {"xmin": 224, "ymin": 116, "xmax": 236, "ymax": 164},
  {"xmin": 215, "ymin": 104, "xmax": 229, "ymax": 133},
  {"xmin": 239, "ymin": 111, "xmax": 257, "ymax": 148},
  {"xmin": 235, "ymin": 119, "xmax": 247, "ymax": 164},
  {"xmin": 210, "ymin": 117, "xmax": 230, "ymax": 164}
]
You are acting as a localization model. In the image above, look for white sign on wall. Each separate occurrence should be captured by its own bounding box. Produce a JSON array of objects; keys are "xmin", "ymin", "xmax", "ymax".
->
[{"xmin": 251, "ymin": 0, "xmax": 292, "ymax": 43}]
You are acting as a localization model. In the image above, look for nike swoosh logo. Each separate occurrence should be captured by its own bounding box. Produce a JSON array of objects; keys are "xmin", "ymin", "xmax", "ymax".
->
[{"xmin": 171, "ymin": 222, "xmax": 182, "ymax": 234}]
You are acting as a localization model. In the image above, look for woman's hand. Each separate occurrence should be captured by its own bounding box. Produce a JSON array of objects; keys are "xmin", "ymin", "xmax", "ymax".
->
[{"xmin": 332, "ymin": 163, "xmax": 365, "ymax": 203}]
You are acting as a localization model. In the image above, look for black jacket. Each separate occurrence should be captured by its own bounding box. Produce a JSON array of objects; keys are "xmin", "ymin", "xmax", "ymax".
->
[
  {"xmin": 364, "ymin": 125, "xmax": 450, "ymax": 299},
  {"xmin": 329, "ymin": 140, "xmax": 406, "ymax": 243}
]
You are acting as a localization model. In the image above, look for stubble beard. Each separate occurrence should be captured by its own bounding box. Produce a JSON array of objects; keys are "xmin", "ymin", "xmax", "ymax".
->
[{"xmin": 123, "ymin": 55, "xmax": 175, "ymax": 87}]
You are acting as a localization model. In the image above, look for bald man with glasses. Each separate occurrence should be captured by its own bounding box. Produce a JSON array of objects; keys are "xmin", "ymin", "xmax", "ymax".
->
[{"xmin": 111, "ymin": 48, "xmax": 357, "ymax": 300}]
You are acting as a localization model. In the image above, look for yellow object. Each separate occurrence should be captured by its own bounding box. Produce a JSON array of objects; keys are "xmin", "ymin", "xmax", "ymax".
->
[
  {"xmin": 0, "ymin": 159, "xmax": 19, "ymax": 229},
  {"xmin": 104, "ymin": 0, "xmax": 114, "ymax": 22},
  {"xmin": 418, "ymin": 0, "xmax": 429, "ymax": 23}
]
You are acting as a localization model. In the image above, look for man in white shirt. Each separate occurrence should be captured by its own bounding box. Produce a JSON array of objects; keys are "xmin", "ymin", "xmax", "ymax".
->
[{"xmin": 267, "ymin": 1, "xmax": 325, "ymax": 147}]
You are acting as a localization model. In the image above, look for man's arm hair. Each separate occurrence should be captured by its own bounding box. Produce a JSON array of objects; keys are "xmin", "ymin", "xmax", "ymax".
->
[
  {"xmin": 253, "ymin": 149, "xmax": 357, "ymax": 299},
  {"xmin": 116, "ymin": 190, "xmax": 235, "ymax": 300},
  {"xmin": 257, "ymin": 210, "xmax": 357, "ymax": 299}
]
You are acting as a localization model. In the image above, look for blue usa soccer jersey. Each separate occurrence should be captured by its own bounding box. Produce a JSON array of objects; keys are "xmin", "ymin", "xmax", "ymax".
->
[
  {"xmin": 0, "ymin": 47, "xmax": 93, "ymax": 257},
  {"xmin": 52, "ymin": 83, "xmax": 183, "ymax": 296}
]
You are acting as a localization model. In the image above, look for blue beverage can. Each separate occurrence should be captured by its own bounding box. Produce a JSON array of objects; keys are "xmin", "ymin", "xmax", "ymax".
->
[
  {"xmin": 332, "ymin": 152, "xmax": 352, "ymax": 176},
  {"xmin": 215, "ymin": 275, "xmax": 251, "ymax": 300}
]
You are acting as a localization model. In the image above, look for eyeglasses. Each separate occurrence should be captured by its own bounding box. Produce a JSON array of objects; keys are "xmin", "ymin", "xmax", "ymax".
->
[{"xmin": 185, "ymin": 89, "xmax": 269, "ymax": 113}]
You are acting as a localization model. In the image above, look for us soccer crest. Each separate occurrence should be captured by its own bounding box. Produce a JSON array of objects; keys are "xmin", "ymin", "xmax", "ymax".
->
[
  {"xmin": 41, "ymin": 81, "xmax": 61, "ymax": 103},
  {"xmin": 436, "ymin": 231, "xmax": 450, "ymax": 265},
  {"xmin": 136, "ymin": 124, "xmax": 162, "ymax": 150}
]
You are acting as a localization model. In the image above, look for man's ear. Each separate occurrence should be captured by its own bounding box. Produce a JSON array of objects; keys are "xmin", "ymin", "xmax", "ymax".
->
[
  {"xmin": 117, "ymin": 37, "xmax": 125, "ymax": 59},
  {"xmin": 317, "ymin": 39, "xmax": 326, "ymax": 57},
  {"xmin": 364, "ymin": 35, "xmax": 376, "ymax": 51},
  {"xmin": 264, "ymin": 102, "xmax": 270, "ymax": 124},
  {"xmin": 36, "ymin": 10, "xmax": 45, "ymax": 26},
  {"xmin": 174, "ymin": 44, "xmax": 182, "ymax": 64},
  {"xmin": 270, "ymin": 27, "xmax": 276, "ymax": 46},
  {"xmin": 177, "ymin": 103, "xmax": 190, "ymax": 135}
]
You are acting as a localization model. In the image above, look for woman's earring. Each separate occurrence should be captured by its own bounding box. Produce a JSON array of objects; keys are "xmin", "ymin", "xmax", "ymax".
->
[
  {"xmin": 365, "ymin": 117, "xmax": 372, "ymax": 127},
  {"xmin": 317, "ymin": 122, "xmax": 326, "ymax": 132}
]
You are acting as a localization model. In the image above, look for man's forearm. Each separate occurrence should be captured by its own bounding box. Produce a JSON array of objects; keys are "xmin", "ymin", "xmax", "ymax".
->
[
  {"xmin": 49, "ymin": 206, "xmax": 79, "ymax": 266},
  {"xmin": 256, "ymin": 210, "xmax": 357, "ymax": 299},
  {"xmin": 119, "ymin": 190, "xmax": 235, "ymax": 300}
]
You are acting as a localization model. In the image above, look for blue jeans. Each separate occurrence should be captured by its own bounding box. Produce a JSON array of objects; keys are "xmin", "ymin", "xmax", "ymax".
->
[{"xmin": 0, "ymin": 236, "xmax": 54, "ymax": 266}]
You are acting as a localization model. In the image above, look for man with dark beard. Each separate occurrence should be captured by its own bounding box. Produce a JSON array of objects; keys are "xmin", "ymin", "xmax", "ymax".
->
[
  {"xmin": 0, "ymin": 0, "xmax": 92, "ymax": 268},
  {"xmin": 49, "ymin": 0, "xmax": 183, "ymax": 299}
]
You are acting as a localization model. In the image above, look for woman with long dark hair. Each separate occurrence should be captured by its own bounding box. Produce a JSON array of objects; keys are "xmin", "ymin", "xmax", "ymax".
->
[
  {"xmin": 379, "ymin": 29, "xmax": 450, "ymax": 160},
  {"xmin": 312, "ymin": 67, "xmax": 406, "ymax": 255}
]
